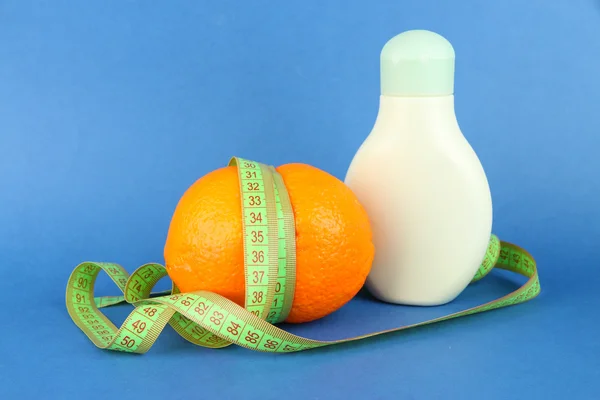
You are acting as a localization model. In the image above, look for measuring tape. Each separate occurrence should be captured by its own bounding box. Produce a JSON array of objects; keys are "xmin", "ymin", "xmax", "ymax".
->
[{"xmin": 66, "ymin": 157, "xmax": 541, "ymax": 353}]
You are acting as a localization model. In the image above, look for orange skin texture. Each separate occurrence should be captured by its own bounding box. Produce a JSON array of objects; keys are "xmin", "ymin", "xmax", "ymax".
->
[{"xmin": 164, "ymin": 163, "xmax": 374, "ymax": 323}]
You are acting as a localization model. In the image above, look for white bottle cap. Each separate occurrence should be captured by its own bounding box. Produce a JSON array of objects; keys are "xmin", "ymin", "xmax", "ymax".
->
[{"xmin": 380, "ymin": 30, "xmax": 455, "ymax": 96}]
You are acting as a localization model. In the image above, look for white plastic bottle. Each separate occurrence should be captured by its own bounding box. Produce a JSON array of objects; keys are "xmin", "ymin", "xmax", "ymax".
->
[{"xmin": 344, "ymin": 30, "xmax": 493, "ymax": 305}]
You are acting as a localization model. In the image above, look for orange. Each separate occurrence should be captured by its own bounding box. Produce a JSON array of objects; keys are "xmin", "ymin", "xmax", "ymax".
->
[{"xmin": 164, "ymin": 163, "xmax": 374, "ymax": 323}]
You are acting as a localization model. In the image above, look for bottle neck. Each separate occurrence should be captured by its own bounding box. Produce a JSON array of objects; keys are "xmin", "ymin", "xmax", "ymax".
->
[
  {"xmin": 378, "ymin": 94, "xmax": 456, "ymax": 119},
  {"xmin": 372, "ymin": 94, "xmax": 460, "ymax": 138}
]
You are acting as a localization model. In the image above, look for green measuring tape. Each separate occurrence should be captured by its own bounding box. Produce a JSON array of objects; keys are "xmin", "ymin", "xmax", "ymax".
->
[{"xmin": 66, "ymin": 157, "xmax": 541, "ymax": 353}]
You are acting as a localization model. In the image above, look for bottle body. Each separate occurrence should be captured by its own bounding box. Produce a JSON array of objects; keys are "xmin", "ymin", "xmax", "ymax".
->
[{"xmin": 344, "ymin": 95, "xmax": 492, "ymax": 305}]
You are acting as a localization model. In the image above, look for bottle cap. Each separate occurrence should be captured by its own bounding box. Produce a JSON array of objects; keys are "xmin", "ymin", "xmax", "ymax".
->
[{"xmin": 380, "ymin": 30, "xmax": 455, "ymax": 96}]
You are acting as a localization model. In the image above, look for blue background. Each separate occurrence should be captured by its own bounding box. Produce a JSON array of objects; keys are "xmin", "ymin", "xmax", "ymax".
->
[{"xmin": 1, "ymin": 1, "xmax": 598, "ymax": 399}]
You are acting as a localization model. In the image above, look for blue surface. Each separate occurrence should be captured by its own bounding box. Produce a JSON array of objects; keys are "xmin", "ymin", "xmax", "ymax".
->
[{"xmin": 1, "ymin": 1, "xmax": 598, "ymax": 399}]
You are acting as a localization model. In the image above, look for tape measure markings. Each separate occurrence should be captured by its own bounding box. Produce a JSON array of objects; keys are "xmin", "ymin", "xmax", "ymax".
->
[
  {"xmin": 271, "ymin": 166, "xmax": 297, "ymax": 323},
  {"xmin": 230, "ymin": 158, "xmax": 274, "ymax": 321},
  {"xmin": 268, "ymin": 171, "xmax": 286, "ymax": 323},
  {"xmin": 256, "ymin": 161, "xmax": 280, "ymax": 324},
  {"xmin": 239, "ymin": 159, "xmax": 270, "ymax": 319},
  {"xmin": 230, "ymin": 157, "xmax": 294, "ymax": 324}
]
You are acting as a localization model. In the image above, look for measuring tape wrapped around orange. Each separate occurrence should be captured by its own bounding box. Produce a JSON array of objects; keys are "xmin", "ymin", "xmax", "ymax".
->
[{"xmin": 65, "ymin": 157, "xmax": 540, "ymax": 353}]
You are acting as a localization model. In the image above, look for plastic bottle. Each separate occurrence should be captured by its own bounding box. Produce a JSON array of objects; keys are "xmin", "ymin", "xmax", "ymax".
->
[{"xmin": 344, "ymin": 30, "xmax": 493, "ymax": 305}]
